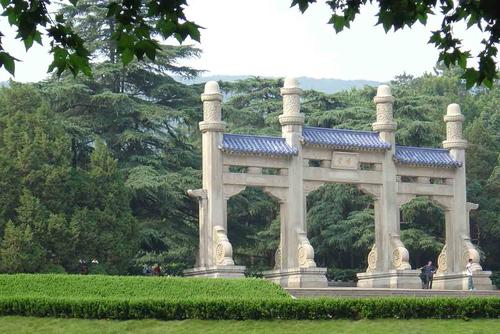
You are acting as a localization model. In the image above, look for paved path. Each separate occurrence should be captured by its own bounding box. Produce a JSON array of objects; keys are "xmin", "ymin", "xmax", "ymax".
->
[{"xmin": 286, "ymin": 287, "xmax": 500, "ymax": 298}]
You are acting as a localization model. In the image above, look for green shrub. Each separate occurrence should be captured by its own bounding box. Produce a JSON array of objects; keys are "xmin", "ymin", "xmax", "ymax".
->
[
  {"xmin": 0, "ymin": 297, "xmax": 498, "ymax": 320},
  {"xmin": 326, "ymin": 268, "xmax": 360, "ymax": 282},
  {"xmin": 0, "ymin": 274, "xmax": 498, "ymax": 320},
  {"xmin": 39, "ymin": 264, "xmax": 67, "ymax": 274},
  {"xmin": 491, "ymin": 271, "xmax": 500, "ymax": 289}
]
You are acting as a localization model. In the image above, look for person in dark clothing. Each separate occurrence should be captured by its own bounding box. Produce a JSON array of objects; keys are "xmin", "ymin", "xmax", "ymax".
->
[
  {"xmin": 80, "ymin": 260, "xmax": 89, "ymax": 275},
  {"xmin": 419, "ymin": 261, "xmax": 436, "ymax": 289},
  {"xmin": 419, "ymin": 267, "xmax": 427, "ymax": 289}
]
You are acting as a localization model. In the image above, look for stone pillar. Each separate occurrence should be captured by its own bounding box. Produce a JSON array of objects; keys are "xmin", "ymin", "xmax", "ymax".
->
[
  {"xmin": 433, "ymin": 104, "xmax": 493, "ymax": 289},
  {"xmin": 264, "ymin": 78, "xmax": 326, "ymax": 287},
  {"xmin": 184, "ymin": 81, "xmax": 245, "ymax": 278},
  {"xmin": 358, "ymin": 85, "xmax": 418, "ymax": 288}
]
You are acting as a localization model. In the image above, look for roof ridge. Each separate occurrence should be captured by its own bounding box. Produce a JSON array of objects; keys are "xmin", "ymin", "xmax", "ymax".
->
[
  {"xmin": 396, "ymin": 145, "xmax": 448, "ymax": 151},
  {"xmin": 224, "ymin": 133, "xmax": 285, "ymax": 140},
  {"xmin": 303, "ymin": 126, "xmax": 378, "ymax": 135}
]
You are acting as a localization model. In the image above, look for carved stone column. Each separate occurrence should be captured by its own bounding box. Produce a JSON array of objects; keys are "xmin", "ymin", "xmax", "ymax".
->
[
  {"xmin": 264, "ymin": 78, "xmax": 326, "ymax": 288},
  {"xmin": 184, "ymin": 81, "xmax": 245, "ymax": 278},
  {"xmin": 357, "ymin": 85, "xmax": 419, "ymax": 288},
  {"xmin": 433, "ymin": 104, "xmax": 493, "ymax": 289}
]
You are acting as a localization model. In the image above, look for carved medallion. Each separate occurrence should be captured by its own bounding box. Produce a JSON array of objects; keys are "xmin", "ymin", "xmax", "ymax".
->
[
  {"xmin": 437, "ymin": 245, "xmax": 447, "ymax": 272},
  {"xmin": 392, "ymin": 249, "xmax": 402, "ymax": 268},
  {"xmin": 216, "ymin": 243, "xmax": 225, "ymax": 264},
  {"xmin": 367, "ymin": 245, "xmax": 377, "ymax": 271}
]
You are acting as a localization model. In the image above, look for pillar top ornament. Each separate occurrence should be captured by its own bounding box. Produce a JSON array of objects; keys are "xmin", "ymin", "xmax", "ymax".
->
[
  {"xmin": 279, "ymin": 76, "xmax": 304, "ymax": 126},
  {"xmin": 280, "ymin": 76, "xmax": 303, "ymax": 97},
  {"xmin": 444, "ymin": 103, "xmax": 465, "ymax": 122},
  {"xmin": 372, "ymin": 84, "xmax": 396, "ymax": 132},
  {"xmin": 201, "ymin": 81, "xmax": 223, "ymax": 102},
  {"xmin": 443, "ymin": 103, "xmax": 467, "ymax": 150},
  {"xmin": 373, "ymin": 84, "xmax": 395, "ymax": 104},
  {"xmin": 200, "ymin": 81, "xmax": 225, "ymax": 132}
]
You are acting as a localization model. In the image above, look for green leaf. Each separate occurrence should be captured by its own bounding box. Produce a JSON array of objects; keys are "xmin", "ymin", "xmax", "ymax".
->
[
  {"xmin": 291, "ymin": 0, "xmax": 314, "ymax": 13},
  {"xmin": 107, "ymin": 2, "xmax": 121, "ymax": 18},
  {"xmin": 462, "ymin": 68, "xmax": 479, "ymax": 89},
  {"xmin": 185, "ymin": 22, "xmax": 201, "ymax": 42},
  {"xmin": 0, "ymin": 52, "xmax": 16, "ymax": 75},
  {"xmin": 122, "ymin": 48, "xmax": 134, "ymax": 65},
  {"xmin": 328, "ymin": 15, "xmax": 346, "ymax": 33},
  {"xmin": 55, "ymin": 14, "xmax": 65, "ymax": 24},
  {"xmin": 24, "ymin": 35, "xmax": 34, "ymax": 50},
  {"xmin": 69, "ymin": 0, "xmax": 78, "ymax": 6},
  {"xmin": 33, "ymin": 31, "xmax": 42, "ymax": 45},
  {"xmin": 458, "ymin": 52, "xmax": 469, "ymax": 69}
]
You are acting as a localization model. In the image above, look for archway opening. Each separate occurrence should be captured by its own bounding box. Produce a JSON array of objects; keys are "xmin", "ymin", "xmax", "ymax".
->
[
  {"xmin": 306, "ymin": 183, "xmax": 374, "ymax": 283},
  {"xmin": 400, "ymin": 196, "xmax": 445, "ymax": 269},
  {"xmin": 227, "ymin": 187, "xmax": 280, "ymax": 276}
]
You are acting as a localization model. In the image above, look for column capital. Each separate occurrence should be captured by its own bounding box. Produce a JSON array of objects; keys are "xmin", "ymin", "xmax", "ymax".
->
[
  {"xmin": 199, "ymin": 121, "xmax": 226, "ymax": 133},
  {"xmin": 442, "ymin": 103, "xmax": 467, "ymax": 149},
  {"xmin": 372, "ymin": 85, "xmax": 397, "ymax": 133},
  {"xmin": 280, "ymin": 77, "xmax": 304, "ymax": 130}
]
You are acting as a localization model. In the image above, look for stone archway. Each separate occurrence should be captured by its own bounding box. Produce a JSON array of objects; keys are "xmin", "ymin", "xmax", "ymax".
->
[{"xmin": 185, "ymin": 78, "xmax": 494, "ymax": 290}]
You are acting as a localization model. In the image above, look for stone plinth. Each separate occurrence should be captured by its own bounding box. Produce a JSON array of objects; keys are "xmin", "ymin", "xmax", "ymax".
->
[
  {"xmin": 432, "ymin": 271, "xmax": 495, "ymax": 290},
  {"xmin": 183, "ymin": 265, "xmax": 246, "ymax": 278},
  {"xmin": 357, "ymin": 270, "xmax": 421, "ymax": 289},
  {"xmin": 264, "ymin": 267, "xmax": 328, "ymax": 288}
]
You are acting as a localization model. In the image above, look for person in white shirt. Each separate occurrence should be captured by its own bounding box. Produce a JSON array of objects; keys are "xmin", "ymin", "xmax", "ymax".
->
[{"xmin": 466, "ymin": 258, "xmax": 474, "ymax": 290}]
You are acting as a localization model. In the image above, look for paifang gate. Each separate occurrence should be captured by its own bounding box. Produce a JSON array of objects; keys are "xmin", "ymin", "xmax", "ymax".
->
[{"xmin": 185, "ymin": 77, "xmax": 494, "ymax": 290}]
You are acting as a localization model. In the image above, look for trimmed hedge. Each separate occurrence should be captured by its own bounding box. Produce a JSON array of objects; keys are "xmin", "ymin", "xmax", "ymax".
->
[
  {"xmin": 0, "ymin": 297, "xmax": 498, "ymax": 320},
  {"xmin": 0, "ymin": 274, "xmax": 289, "ymax": 300}
]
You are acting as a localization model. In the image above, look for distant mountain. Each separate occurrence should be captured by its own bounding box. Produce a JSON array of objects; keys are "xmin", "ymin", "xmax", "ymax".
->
[{"xmin": 176, "ymin": 75, "xmax": 380, "ymax": 94}]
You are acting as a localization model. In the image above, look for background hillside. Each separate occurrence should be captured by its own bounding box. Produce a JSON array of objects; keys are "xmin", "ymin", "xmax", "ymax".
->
[{"xmin": 176, "ymin": 75, "xmax": 380, "ymax": 94}]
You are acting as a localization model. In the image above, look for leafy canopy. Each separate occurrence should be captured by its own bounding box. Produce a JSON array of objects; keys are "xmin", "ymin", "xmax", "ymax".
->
[
  {"xmin": 292, "ymin": 0, "xmax": 499, "ymax": 88},
  {"xmin": 0, "ymin": 0, "xmax": 200, "ymax": 76},
  {"xmin": 2, "ymin": 1, "xmax": 499, "ymax": 88}
]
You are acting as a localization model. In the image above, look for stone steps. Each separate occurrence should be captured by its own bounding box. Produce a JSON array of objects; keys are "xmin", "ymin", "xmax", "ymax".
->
[{"xmin": 286, "ymin": 287, "xmax": 500, "ymax": 298}]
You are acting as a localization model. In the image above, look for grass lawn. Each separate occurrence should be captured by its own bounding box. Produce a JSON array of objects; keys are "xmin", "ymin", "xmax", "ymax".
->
[{"xmin": 0, "ymin": 317, "xmax": 499, "ymax": 334}]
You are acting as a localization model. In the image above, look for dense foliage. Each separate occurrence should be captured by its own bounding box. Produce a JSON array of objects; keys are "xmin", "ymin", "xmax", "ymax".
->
[
  {"xmin": 0, "ymin": 2, "xmax": 498, "ymax": 277},
  {"xmin": 0, "ymin": 69, "xmax": 499, "ymax": 277}
]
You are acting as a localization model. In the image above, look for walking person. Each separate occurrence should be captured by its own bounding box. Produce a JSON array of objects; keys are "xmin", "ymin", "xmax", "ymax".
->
[
  {"xmin": 466, "ymin": 258, "xmax": 474, "ymax": 290},
  {"xmin": 419, "ymin": 261, "xmax": 436, "ymax": 289}
]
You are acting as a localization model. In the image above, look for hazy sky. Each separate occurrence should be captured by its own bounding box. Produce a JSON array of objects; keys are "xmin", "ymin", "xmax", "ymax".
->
[{"xmin": 0, "ymin": 0, "xmax": 486, "ymax": 83}]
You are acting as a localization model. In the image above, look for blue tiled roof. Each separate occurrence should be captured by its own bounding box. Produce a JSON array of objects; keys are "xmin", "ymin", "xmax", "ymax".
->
[
  {"xmin": 302, "ymin": 126, "xmax": 391, "ymax": 151},
  {"xmin": 394, "ymin": 146, "xmax": 461, "ymax": 168},
  {"xmin": 220, "ymin": 133, "xmax": 298, "ymax": 157}
]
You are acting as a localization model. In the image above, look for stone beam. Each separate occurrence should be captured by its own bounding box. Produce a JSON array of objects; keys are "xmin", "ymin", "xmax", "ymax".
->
[
  {"xmin": 222, "ymin": 153, "xmax": 290, "ymax": 169},
  {"xmin": 223, "ymin": 172, "xmax": 288, "ymax": 188},
  {"xmin": 397, "ymin": 182, "xmax": 453, "ymax": 197},
  {"xmin": 303, "ymin": 167, "xmax": 382, "ymax": 184},
  {"xmin": 396, "ymin": 165, "xmax": 456, "ymax": 179}
]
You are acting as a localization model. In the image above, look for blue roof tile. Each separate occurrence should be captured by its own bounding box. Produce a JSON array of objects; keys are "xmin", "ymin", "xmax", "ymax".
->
[
  {"xmin": 302, "ymin": 126, "xmax": 391, "ymax": 151},
  {"xmin": 220, "ymin": 133, "xmax": 298, "ymax": 157},
  {"xmin": 394, "ymin": 146, "xmax": 461, "ymax": 168}
]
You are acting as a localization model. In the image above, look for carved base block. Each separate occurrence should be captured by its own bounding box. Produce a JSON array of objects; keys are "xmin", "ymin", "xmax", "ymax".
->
[
  {"xmin": 183, "ymin": 265, "xmax": 246, "ymax": 278},
  {"xmin": 357, "ymin": 270, "xmax": 421, "ymax": 289},
  {"xmin": 432, "ymin": 271, "xmax": 495, "ymax": 290},
  {"xmin": 263, "ymin": 267, "xmax": 328, "ymax": 288}
]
